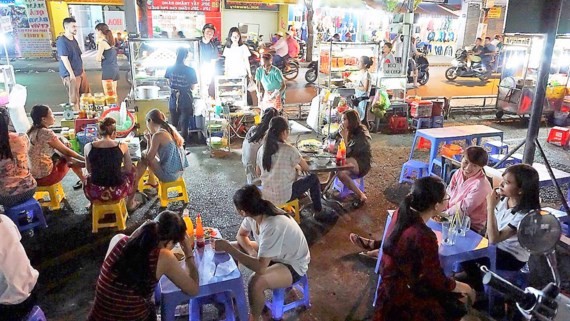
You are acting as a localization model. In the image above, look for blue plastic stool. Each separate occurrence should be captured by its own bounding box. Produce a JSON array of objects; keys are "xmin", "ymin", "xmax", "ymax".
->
[
  {"xmin": 190, "ymin": 292, "xmax": 236, "ymax": 321},
  {"xmin": 488, "ymin": 153, "xmax": 523, "ymax": 168},
  {"xmin": 484, "ymin": 141, "xmax": 509, "ymax": 155},
  {"xmin": 399, "ymin": 160, "xmax": 429, "ymax": 183},
  {"xmin": 332, "ymin": 176, "xmax": 365, "ymax": 199},
  {"xmin": 265, "ymin": 274, "xmax": 311, "ymax": 320},
  {"xmin": 26, "ymin": 306, "xmax": 47, "ymax": 321},
  {"xmin": 412, "ymin": 117, "xmax": 431, "ymax": 129},
  {"xmin": 431, "ymin": 115, "xmax": 444, "ymax": 128},
  {"xmin": 5, "ymin": 198, "xmax": 47, "ymax": 233}
]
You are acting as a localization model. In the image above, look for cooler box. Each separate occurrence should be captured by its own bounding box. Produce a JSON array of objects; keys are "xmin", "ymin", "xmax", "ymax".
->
[{"xmin": 410, "ymin": 101, "xmax": 433, "ymax": 118}]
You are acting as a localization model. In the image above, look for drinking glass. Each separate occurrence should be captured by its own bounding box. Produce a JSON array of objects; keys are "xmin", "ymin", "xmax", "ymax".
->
[
  {"xmin": 458, "ymin": 216, "xmax": 471, "ymax": 237},
  {"xmin": 442, "ymin": 221, "xmax": 457, "ymax": 246}
]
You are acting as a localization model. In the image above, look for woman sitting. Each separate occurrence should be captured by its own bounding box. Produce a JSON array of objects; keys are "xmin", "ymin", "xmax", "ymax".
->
[
  {"xmin": 256, "ymin": 116, "xmax": 328, "ymax": 217},
  {"xmin": 83, "ymin": 117, "xmax": 141, "ymax": 211},
  {"xmin": 0, "ymin": 108, "xmax": 36, "ymax": 208},
  {"xmin": 374, "ymin": 176, "xmax": 475, "ymax": 321},
  {"xmin": 242, "ymin": 107, "xmax": 279, "ymax": 184},
  {"xmin": 444, "ymin": 146, "xmax": 492, "ymax": 233},
  {"xmin": 27, "ymin": 105, "xmax": 85, "ymax": 189},
  {"xmin": 135, "ymin": 109, "xmax": 188, "ymax": 189},
  {"xmin": 336, "ymin": 109, "xmax": 371, "ymax": 205},
  {"xmin": 214, "ymin": 185, "xmax": 310, "ymax": 321},
  {"xmin": 88, "ymin": 211, "xmax": 199, "ymax": 321}
]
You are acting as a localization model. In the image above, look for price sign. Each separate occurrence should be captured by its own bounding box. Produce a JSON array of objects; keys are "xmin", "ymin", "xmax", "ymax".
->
[
  {"xmin": 383, "ymin": 63, "xmax": 403, "ymax": 76},
  {"xmin": 0, "ymin": 16, "xmax": 12, "ymax": 33},
  {"xmin": 488, "ymin": 7, "xmax": 502, "ymax": 19},
  {"xmin": 149, "ymin": 0, "xmax": 220, "ymax": 11}
]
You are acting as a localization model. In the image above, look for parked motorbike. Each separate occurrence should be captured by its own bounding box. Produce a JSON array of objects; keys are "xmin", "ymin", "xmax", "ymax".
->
[
  {"xmin": 305, "ymin": 61, "xmax": 318, "ymax": 84},
  {"xmin": 482, "ymin": 210, "xmax": 570, "ymax": 321},
  {"xmin": 408, "ymin": 51, "xmax": 430, "ymax": 86},
  {"xmin": 84, "ymin": 33, "xmax": 96, "ymax": 51},
  {"xmin": 445, "ymin": 48, "xmax": 492, "ymax": 82}
]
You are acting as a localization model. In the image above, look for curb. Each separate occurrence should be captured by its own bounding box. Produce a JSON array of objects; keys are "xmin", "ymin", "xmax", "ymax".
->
[{"xmin": 14, "ymin": 66, "xmax": 131, "ymax": 73}]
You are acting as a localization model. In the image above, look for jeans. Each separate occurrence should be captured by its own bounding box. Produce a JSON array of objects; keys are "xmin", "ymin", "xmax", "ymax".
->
[
  {"xmin": 273, "ymin": 54, "xmax": 289, "ymax": 70},
  {"xmin": 290, "ymin": 173, "xmax": 322, "ymax": 212},
  {"xmin": 169, "ymin": 90, "xmax": 194, "ymax": 141}
]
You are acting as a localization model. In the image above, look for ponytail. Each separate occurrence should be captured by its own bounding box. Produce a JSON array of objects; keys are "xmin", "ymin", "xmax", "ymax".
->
[
  {"xmin": 262, "ymin": 116, "xmax": 289, "ymax": 172},
  {"xmin": 146, "ymin": 109, "xmax": 184, "ymax": 147},
  {"xmin": 249, "ymin": 107, "xmax": 278, "ymax": 144},
  {"xmin": 0, "ymin": 108, "xmax": 12, "ymax": 160},
  {"xmin": 233, "ymin": 184, "xmax": 286, "ymax": 218},
  {"xmin": 27, "ymin": 104, "xmax": 50, "ymax": 138}
]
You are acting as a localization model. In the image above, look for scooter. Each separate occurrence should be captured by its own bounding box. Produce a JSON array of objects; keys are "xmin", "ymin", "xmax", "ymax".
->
[
  {"xmin": 482, "ymin": 210, "xmax": 570, "ymax": 321},
  {"xmin": 85, "ymin": 33, "xmax": 96, "ymax": 51},
  {"xmin": 305, "ymin": 61, "xmax": 318, "ymax": 84},
  {"xmin": 258, "ymin": 44, "xmax": 300, "ymax": 81},
  {"xmin": 408, "ymin": 50, "xmax": 430, "ymax": 86},
  {"xmin": 445, "ymin": 48, "xmax": 492, "ymax": 82}
]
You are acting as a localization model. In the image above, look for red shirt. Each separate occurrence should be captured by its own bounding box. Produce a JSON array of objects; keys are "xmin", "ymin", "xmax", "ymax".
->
[{"xmin": 286, "ymin": 37, "xmax": 300, "ymax": 58}]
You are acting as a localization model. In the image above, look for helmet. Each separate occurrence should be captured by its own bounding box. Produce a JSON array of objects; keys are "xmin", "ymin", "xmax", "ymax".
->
[{"xmin": 202, "ymin": 23, "xmax": 216, "ymax": 33}]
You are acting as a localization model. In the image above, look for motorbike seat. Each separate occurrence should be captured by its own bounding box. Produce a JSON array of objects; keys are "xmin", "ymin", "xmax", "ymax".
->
[{"xmin": 470, "ymin": 55, "xmax": 482, "ymax": 63}]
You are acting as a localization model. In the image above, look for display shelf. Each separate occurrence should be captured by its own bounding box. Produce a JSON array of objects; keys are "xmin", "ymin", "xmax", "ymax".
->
[{"xmin": 214, "ymin": 76, "xmax": 247, "ymax": 107}]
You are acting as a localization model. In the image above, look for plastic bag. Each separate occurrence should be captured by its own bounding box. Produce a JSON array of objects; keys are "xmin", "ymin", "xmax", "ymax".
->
[
  {"xmin": 6, "ymin": 84, "xmax": 30, "ymax": 133},
  {"xmin": 371, "ymin": 90, "xmax": 390, "ymax": 117}
]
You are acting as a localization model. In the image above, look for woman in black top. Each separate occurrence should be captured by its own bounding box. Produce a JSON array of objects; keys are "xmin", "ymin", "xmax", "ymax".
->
[
  {"xmin": 95, "ymin": 23, "xmax": 119, "ymax": 95},
  {"xmin": 84, "ymin": 117, "xmax": 141, "ymax": 211},
  {"xmin": 337, "ymin": 109, "xmax": 371, "ymax": 205}
]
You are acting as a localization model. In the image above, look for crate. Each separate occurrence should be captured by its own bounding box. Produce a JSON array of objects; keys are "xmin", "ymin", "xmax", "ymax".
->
[
  {"xmin": 388, "ymin": 115, "xmax": 408, "ymax": 133},
  {"xmin": 431, "ymin": 101, "xmax": 444, "ymax": 116},
  {"xmin": 412, "ymin": 117, "xmax": 431, "ymax": 129},
  {"xmin": 431, "ymin": 115, "xmax": 444, "ymax": 128},
  {"xmin": 410, "ymin": 101, "xmax": 433, "ymax": 118}
]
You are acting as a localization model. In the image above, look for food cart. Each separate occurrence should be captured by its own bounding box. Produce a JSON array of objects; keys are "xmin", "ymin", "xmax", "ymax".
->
[
  {"xmin": 127, "ymin": 38, "xmax": 202, "ymax": 135},
  {"xmin": 496, "ymin": 35, "xmax": 570, "ymax": 123}
]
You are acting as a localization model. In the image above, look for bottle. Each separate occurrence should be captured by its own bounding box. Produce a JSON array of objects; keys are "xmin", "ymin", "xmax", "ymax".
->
[
  {"xmin": 336, "ymin": 138, "xmax": 346, "ymax": 166},
  {"xmin": 195, "ymin": 213, "xmax": 205, "ymax": 249},
  {"xmin": 182, "ymin": 209, "xmax": 194, "ymax": 249}
]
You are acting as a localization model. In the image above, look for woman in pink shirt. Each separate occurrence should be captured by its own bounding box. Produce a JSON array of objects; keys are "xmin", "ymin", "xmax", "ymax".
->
[{"xmin": 445, "ymin": 146, "xmax": 492, "ymax": 233}]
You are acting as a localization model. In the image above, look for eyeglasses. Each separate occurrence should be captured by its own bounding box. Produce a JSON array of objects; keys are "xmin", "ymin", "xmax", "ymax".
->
[{"xmin": 442, "ymin": 196, "xmax": 451, "ymax": 201}]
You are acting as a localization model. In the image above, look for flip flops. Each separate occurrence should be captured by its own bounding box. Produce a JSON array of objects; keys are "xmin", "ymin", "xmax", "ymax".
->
[{"xmin": 349, "ymin": 233, "xmax": 376, "ymax": 252}]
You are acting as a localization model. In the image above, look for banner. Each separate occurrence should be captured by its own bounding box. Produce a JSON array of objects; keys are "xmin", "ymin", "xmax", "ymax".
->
[
  {"xmin": 17, "ymin": 0, "xmax": 52, "ymax": 58},
  {"xmin": 105, "ymin": 11, "xmax": 125, "ymax": 31},
  {"xmin": 224, "ymin": 0, "xmax": 278, "ymax": 10},
  {"xmin": 149, "ymin": 0, "xmax": 220, "ymax": 11},
  {"xmin": 63, "ymin": 0, "xmax": 124, "ymax": 4}
]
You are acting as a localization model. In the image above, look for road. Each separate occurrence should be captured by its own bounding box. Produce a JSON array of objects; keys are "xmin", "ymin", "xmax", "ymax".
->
[{"xmin": 14, "ymin": 66, "xmax": 498, "ymax": 113}]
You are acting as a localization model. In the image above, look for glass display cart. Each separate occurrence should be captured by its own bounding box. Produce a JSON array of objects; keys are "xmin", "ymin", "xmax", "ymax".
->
[
  {"xmin": 496, "ymin": 35, "xmax": 570, "ymax": 122},
  {"xmin": 127, "ymin": 38, "xmax": 201, "ymax": 135}
]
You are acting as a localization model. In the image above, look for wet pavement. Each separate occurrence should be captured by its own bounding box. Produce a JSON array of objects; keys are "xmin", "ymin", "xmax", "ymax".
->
[{"xmin": 15, "ymin": 114, "xmax": 570, "ymax": 321}]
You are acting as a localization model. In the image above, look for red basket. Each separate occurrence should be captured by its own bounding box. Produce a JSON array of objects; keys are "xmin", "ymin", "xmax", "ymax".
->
[{"xmin": 100, "ymin": 107, "xmax": 136, "ymax": 138}]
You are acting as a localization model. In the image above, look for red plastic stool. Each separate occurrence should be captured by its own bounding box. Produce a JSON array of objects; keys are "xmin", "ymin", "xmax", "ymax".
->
[
  {"xmin": 417, "ymin": 137, "xmax": 431, "ymax": 150},
  {"xmin": 546, "ymin": 126, "xmax": 570, "ymax": 147}
]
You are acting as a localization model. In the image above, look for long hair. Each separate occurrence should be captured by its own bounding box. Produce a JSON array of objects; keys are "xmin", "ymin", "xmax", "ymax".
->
[
  {"xmin": 343, "ymin": 109, "xmax": 367, "ymax": 140},
  {"xmin": 225, "ymin": 27, "xmax": 243, "ymax": 48},
  {"xmin": 112, "ymin": 211, "xmax": 186, "ymax": 295},
  {"xmin": 27, "ymin": 104, "xmax": 50, "ymax": 137},
  {"xmin": 383, "ymin": 176, "xmax": 446, "ymax": 256},
  {"xmin": 95, "ymin": 23, "xmax": 115, "ymax": 46},
  {"xmin": 503, "ymin": 164, "xmax": 540, "ymax": 213},
  {"xmin": 233, "ymin": 185, "xmax": 282, "ymax": 217},
  {"xmin": 99, "ymin": 117, "xmax": 116, "ymax": 137},
  {"xmin": 248, "ymin": 108, "xmax": 279, "ymax": 144},
  {"xmin": 175, "ymin": 47, "xmax": 188, "ymax": 65},
  {"xmin": 146, "ymin": 109, "xmax": 184, "ymax": 147},
  {"xmin": 262, "ymin": 116, "xmax": 289, "ymax": 172},
  {"xmin": 0, "ymin": 108, "xmax": 12, "ymax": 160}
]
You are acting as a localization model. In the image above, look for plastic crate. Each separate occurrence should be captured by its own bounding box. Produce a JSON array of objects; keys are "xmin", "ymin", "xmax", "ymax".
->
[
  {"xmin": 431, "ymin": 115, "xmax": 444, "ymax": 128},
  {"xmin": 412, "ymin": 117, "xmax": 431, "ymax": 129},
  {"xmin": 410, "ymin": 101, "xmax": 433, "ymax": 118}
]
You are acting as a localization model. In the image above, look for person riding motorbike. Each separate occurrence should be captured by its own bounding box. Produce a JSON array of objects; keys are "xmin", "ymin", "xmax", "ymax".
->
[
  {"xmin": 480, "ymin": 37, "xmax": 496, "ymax": 72},
  {"xmin": 270, "ymin": 32, "xmax": 289, "ymax": 70}
]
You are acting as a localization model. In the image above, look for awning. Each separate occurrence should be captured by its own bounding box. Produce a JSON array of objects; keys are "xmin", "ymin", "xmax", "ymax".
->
[{"xmin": 415, "ymin": 3, "xmax": 458, "ymax": 17}]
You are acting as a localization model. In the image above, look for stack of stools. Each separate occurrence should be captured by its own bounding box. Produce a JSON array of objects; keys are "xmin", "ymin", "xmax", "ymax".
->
[
  {"xmin": 265, "ymin": 274, "xmax": 311, "ymax": 320},
  {"xmin": 399, "ymin": 160, "xmax": 429, "ymax": 183},
  {"xmin": 34, "ymin": 182, "xmax": 66, "ymax": 210},
  {"xmin": 410, "ymin": 100, "xmax": 433, "ymax": 130},
  {"xmin": 546, "ymin": 126, "xmax": 570, "ymax": 147},
  {"xmin": 431, "ymin": 100, "xmax": 445, "ymax": 128},
  {"xmin": 92, "ymin": 199, "xmax": 128, "ymax": 233},
  {"xmin": 5, "ymin": 198, "xmax": 47, "ymax": 233},
  {"xmin": 158, "ymin": 177, "xmax": 189, "ymax": 208}
]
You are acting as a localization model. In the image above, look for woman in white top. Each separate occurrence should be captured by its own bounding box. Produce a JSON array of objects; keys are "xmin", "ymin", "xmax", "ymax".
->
[
  {"xmin": 214, "ymin": 185, "xmax": 310, "ymax": 321},
  {"xmin": 222, "ymin": 27, "xmax": 252, "ymax": 79},
  {"xmin": 353, "ymin": 56, "xmax": 372, "ymax": 121},
  {"xmin": 241, "ymin": 107, "xmax": 279, "ymax": 184}
]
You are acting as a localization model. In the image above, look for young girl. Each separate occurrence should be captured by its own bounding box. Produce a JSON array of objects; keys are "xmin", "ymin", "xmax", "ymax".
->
[
  {"xmin": 486, "ymin": 164, "xmax": 540, "ymax": 270},
  {"xmin": 95, "ymin": 23, "xmax": 119, "ymax": 97},
  {"xmin": 214, "ymin": 185, "xmax": 310, "ymax": 321},
  {"xmin": 27, "ymin": 104, "xmax": 85, "ymax": 189},
  {"xmin": 242, "ymin": 107, "xmax": 279, "ymax": 184},
  {"xmin": 223, "ymin": 27, "xmax": 253, "ymax": 105},
  {"xmin": 354, "ymin": 56, "xmax": 373, "ymax": 121}
]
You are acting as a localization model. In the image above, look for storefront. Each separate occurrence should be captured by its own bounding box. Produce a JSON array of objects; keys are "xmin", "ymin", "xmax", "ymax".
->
[{"xmin": 414, "ymin": 4, "xmax": 460, "ymax": 57}]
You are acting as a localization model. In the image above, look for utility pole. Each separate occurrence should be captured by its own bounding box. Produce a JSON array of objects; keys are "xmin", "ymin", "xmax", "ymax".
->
[
  {"xmin": 401, "ymin": 0, "xmax": 414, "ymax": 76},
  {"xmin": 522, "ymin": 0, "xmax": 563, "ymax": 164}
]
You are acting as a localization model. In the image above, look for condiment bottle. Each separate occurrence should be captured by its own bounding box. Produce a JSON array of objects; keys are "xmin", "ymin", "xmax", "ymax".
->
[
  {"xmin": 336, "ymin": 138, "xmax": 346, "ymax": 166},
  {"xmin": 182, "ymin": 209, "xmax": 194, "ymax": 249},
  {"xmin": 195, "ymin": 213, "xmax": 205, "ymax": 249}
]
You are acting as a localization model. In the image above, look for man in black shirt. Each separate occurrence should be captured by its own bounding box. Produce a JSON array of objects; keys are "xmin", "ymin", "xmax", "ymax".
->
[{"xmin": 198, "ymin": 23, "xmax": 219, "ymax": 98}]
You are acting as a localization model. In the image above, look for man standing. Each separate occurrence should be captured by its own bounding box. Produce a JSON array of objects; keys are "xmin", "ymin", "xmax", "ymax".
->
[
  {"xmin": 285, "ymin": 31, "xmax": 300, "ymax": 59},
  {"xmin": 270, "ymin": 32, "xmax": 289, "ymax": 69},
  {"xmin": 199, "ymin": 23, "xmax": 219, "ymax": 98},
  {"xmin": 57, "ymin": 17, "xmax": 89, "ymax": 110}
]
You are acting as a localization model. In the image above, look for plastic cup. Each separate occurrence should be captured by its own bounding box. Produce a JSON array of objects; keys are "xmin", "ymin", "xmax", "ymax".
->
[{"xmin": 442, "ymin": 221, "xmax": 457, "ymax": 246}]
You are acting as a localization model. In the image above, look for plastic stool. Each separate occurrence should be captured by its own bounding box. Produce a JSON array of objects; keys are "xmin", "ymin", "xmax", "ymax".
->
[
  {"xmin": 431, "ymin": 115, "xmax": 444, "ymax": 128},
  {"xmin": 431, "ymin": 158, "xmax": 443, "ymax": 177},
  {"xmin": 92, "ymin": 199, "xmax": 128, "ymax": 233},
  {"xmin": 546, "ymin": 126, "xmax": 570, "ymax": 147},
  {"xmin": 34, "ymin": 182, "xmax": 65, "ymax": 210},
  {"xmin": 190, "ymin": 292, "xmax": 236, "ymax": 321},
  {"xmin": 411, "ymin": 117, "xmax": 431, "ymax": 129},
  {"xmin": 416, "ymin": 137, "xmax": 431, "ymax": 150},
  {"xmin": 158, "ymin": 176, "xmax": 189, "ymax": 208},
  {"xmin": 488, "ymin": 153, "xmax": 523, "ymax": 168},
  {"xmin": 279, "ymin": 199, "xmax": 301, "ymax": 223},
  {"xmin": 137, "ymin": 169, "xmax": 156, "ymax": 193},
  {"xmin": 25, "ymin": 306, "xmax": 47, "ymax": 321},
  {"xmin": 332, "ymin": 176, "xmax": 365, "ymax": 199},
  {"xmin": 5, "ymin": 198, "xmax": 47, "ymax": 233},
  {"xmin": 265, "ymin": 274, "xmax": 311, "ymax": 320},
  {"xmin": 484, "ymin": 141, "xmax": 509, "ymax": 155},
  {"xmin": 399, "ymin": 160, "xmax": 429, "ymax": 183}
]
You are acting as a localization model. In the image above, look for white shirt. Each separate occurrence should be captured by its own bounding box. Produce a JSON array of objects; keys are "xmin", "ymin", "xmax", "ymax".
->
[
  {"xmin": 241, "ymin": 215, "xmax": 310, "ymax": 276},
  {"xmin": 223, "ymin": 45, "xmax": 251, "ymax": 77},
  {"xmin": 494, "ymin": 198, "xmax": 530, "ymax": 263},
  {"xmin": 241, "ymin": 126, "xmax": 262, "ymax": 169},
  {"xmin": 256, "ymin": 143, "xmax": 301, "ymax": 205},
  {"xmin": 273, "ymin": 38, "xmax": 289, "ymax": 57},
  {"xmin": 0, "ymin": 215, "xmax": 39, "ymax": 304}
]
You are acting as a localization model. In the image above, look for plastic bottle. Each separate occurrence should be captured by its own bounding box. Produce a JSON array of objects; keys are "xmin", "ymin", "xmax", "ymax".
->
[
  {"xmin": 182, "ymin": 209, "xmax": 194, "ymax": 248},
  {"xmin": 336, "ymin": 138, "xmax": 346, "ymax": 166},
  {"xmin": 195, "ymin": 213, "xmax": 205, "ymax": 249}
]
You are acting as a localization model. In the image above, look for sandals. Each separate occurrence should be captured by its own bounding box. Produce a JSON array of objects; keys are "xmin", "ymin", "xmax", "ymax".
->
[
  {"xmin": 358, "ymin": 250, "xmax": 379, "ymax": 260},
  {"xmin": 349, "ymin": 233, "xmax": 377, "ymax": 252}
]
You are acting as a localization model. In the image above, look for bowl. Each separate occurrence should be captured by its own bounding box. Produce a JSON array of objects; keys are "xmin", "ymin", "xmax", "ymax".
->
[{"xmin": 314, "ymin": 158, "xmax": 330, "ymax": 166}]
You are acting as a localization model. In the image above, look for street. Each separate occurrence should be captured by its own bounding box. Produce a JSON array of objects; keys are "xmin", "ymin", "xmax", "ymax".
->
[{"xmin": 14, "ymin": 66, "xmax": 498, "ymax": 113}]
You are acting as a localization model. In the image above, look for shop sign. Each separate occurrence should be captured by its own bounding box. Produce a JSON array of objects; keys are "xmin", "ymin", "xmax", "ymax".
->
[
  {"xmin": 383, "ymin": 63, "xmax": 403, "ymax": 76},
  {"xmin": 0, "ymin": 16, "xmax": 13, "ymax": 33},
  {"xmin": 60, "ymin": 0, "xmax": 124, "ymax": 4},
  {"xmin": 149, "ymin": 0, "xmax": 220, "ymax": 11},
  {"xmin": 232, "ymin": 0, "xmax": 297, "ymax": 3},
  {"xmin": 18, "ymin": 29, "xmax": 52, "ymax": 57},
  {"xmin": 224, "ymin": 0, "xmax": 278, "ymax": 11},
  {"xmin": 105, "ymin": 11, "xmax": 125, "ymax": 31},
  {"xmin": 504, "ymin": 36, "xmax": 531, "ymax": 46},
  {"xmin": 487, "ymin": 7, "xmax": 501, "ymax": 19}
]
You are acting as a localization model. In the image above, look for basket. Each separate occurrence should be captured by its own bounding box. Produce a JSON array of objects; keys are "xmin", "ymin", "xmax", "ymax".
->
[
  {"xmin": 77, "ymin": 124, "xmax": 98, "ymax": 154},
  {"xmin": 100, "ymin": 107, "xmax": 136, "ymax": 138}
]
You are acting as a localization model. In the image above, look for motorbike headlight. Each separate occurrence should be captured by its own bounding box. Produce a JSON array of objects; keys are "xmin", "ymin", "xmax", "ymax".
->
[{"xmin": 451, "ymin": 60, "xmax": 459, "ymax": 67}]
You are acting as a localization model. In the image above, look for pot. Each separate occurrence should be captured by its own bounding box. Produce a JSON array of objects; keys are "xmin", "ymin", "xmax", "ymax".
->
[{"xmin": 136, "ymin": 86, "xmax": 160, "ymax": 99}]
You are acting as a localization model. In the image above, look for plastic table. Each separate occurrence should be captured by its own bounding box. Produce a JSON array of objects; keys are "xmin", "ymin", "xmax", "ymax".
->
[{"xmin": 155, "ymin": 243, "xmax": 248, "ymax": 321}]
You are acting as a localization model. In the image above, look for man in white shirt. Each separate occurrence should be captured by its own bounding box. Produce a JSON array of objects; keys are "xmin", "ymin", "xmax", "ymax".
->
[
  {"xmin": 0, "ymin": 214, "xmax": 39, "ymax": 320},
  {"xmin": 271, "ymin": 32, "xmax": 289, "ymax": 70}
]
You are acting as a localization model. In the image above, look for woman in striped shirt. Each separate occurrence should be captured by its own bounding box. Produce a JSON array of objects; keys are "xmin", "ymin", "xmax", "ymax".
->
[{"xmin": 88, "ymin": 211, "xmax": 199, "ymax": 321}]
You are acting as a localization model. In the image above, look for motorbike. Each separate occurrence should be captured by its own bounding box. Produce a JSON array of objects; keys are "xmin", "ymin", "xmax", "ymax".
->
[
  {"xmin": 85, "ymin": 33, "xmax": 96, "ymax": 51},
  {"xmin": 482, "ymin": 210, "xmax": 570, "ymax": 321},
  {"xmin": 258, "ymin": 44, "xmax": 300, "ymax": 81},
  {"xmin": 445, "ymin": 48, "xmax": 492, "ymax": 82},
  {"xmin": 408, "ymin": 50, "xmax": 430, "ymax": 86},
  {"xmin": 305, "ymin": 61, "xmax": 318, "ymax": 84},
  {"xmin": 297, "ymin": 37, "xmax": 306, "ymax": 61}
]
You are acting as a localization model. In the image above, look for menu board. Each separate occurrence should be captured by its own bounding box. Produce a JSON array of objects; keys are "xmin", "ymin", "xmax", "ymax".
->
[
  {"xmin": 17, "ymin": 0, "xmax": 52, "ymax": 58},
  {"xmin": 149, "ymin": 0, "xmax": 220, "ymax": 11}
]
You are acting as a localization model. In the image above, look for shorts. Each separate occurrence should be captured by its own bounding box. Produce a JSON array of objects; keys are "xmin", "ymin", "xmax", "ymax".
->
[
  {"xmin": 35, "ymin": 158, "xmax": 70, "ymax": 186},
  {"xmin": 62, "ymin": 72, "xmax": 90, "ymax": 106},
  {"xmin": 152, "ymin": 165, "xmax": 182, "ymax": 183},
  {"xmin": 269, "ymin": 261, "xmax": 303, "ymax": 284},
  {"xmin": 102, "ymin": 68, "xmax": 120, "ymax": 81},
  {"xmin": 84, "ymin": 168, "xmax": 136, "ymax": 202}
]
